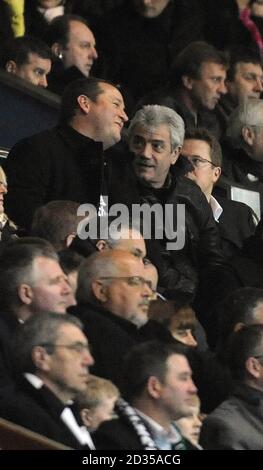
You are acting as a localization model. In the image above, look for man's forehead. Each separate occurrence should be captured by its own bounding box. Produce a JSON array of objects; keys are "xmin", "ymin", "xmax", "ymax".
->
[
  {"xmin": 235, "ymin": 61, "xmax": 263, "ymax": 75},
  {"xmin": 132, "ymin": 124, "xmax": 170, "ymax": 139},
  {"xmin": 99, "ymin": 83, "xmax": 124, "ymax": 100},
  {"xmin": 200, "ymin": 61, "xmax": 226, "ymax": 75}
]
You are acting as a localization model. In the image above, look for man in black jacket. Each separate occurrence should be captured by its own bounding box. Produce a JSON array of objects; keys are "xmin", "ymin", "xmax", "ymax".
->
[
  {"xmin": 126, "ymin": 104, "xmax": 227, "ymax": 298},
  {"xmin": 5, "ymin": 76, "xmax": 128, "ymax": 230}
]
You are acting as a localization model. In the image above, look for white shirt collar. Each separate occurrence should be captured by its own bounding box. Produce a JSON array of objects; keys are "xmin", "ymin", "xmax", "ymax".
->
[
  {"xmin": 24, "ymin": 373, "xmax": 43, "ymax": 389},
  {"xmin": 210, "ymin": 195, "xmax": 223, "ymax": 222},
  {"xmin": 135, "ymin": 409, "xmax": 180, "ymax": 445}
]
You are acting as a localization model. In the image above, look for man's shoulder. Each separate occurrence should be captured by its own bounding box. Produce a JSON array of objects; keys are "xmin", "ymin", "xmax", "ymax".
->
[
  {"xmin": 8, "ymin": 127, "xmax": 61, "ymax": 155},
  {"xmin": 94, "ymin": 416, "xmax": 142, "ymax": 450},
  {"xmin": 216, "ymin": 196, "xmax": 253, "ymax": 216}
]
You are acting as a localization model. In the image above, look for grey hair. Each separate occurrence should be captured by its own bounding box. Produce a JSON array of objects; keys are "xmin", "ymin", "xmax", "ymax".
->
[
  {"xmin": 128, "ymin": 105, "xmax": 185, "ymax": 149},
  {"xmin": 14, "ymin": 313, "xmax": 83, "ymax": 373},
  {"xmin": 227, "ymin": 99, "xmax": 263, "ymax": 149},
  {"xmin": 0, "ymin": 241, "xmax": 58, "ymax": 311},
  {"xmin": 76, "ymin": 251, "xmax": 120, "ymax": 303}
]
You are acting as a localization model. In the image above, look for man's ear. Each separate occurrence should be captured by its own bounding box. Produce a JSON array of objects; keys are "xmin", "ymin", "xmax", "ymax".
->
[
  {"xmin": 77, "ymin": 94, "xmax": 91, "ymax": 114},
  {"xmin": 147, "ymin": 376, "xmax": 162, "ymax": 399},
  {"xmin": 182, "ymin": 75, "xmax": 194, "ymax": 90},
  {"xmin": 80, "ymin": 408, "xmax": 93, "ymax": 428},
  {"xmin": 96, "ymin": 240, "xmax": 108, "ymax": 251},
  {"xmin": 66, "ymin": 233, "xmax": 76, "ymax": 247},
  {"xmin": 32, "ymin": 345, "xmax": 51, "ymax": 372},
  {"xmin": 5, "ymin": 60, "xmax": 18, "ymax": 75},
  {"xmin": 212, "ymin": 166, "xmax": 221, "ymax": 184},
  {"xmin": 246, "ymin": 356, "xmax": 261, "ymax": 379},
  {"xmin": 91, "ymin": 280, "xmax": 108, "ymax": 303},
  {"xmin": 18, "ymin": 284, "xmax": 34, "ymax": 305},
  {"xmin": 170, "ymin": 146, "xmax": 181, "ymax": 165},
  {"xmin": 242, "ymin": 126, "xmax": 255, "ymax": 146}
]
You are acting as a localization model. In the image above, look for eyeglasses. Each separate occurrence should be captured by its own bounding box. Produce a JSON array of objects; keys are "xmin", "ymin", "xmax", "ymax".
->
[
  {"xmin": 41, "ymin": 342, "xmax": 91, "ymax": 354},
  {"xmin": 184, "ymin": 155, "xmax": 218, "ymax": 169},
  {"xmin": 98, "ymin": 275, "xmax": 156, "ymax": 293}
]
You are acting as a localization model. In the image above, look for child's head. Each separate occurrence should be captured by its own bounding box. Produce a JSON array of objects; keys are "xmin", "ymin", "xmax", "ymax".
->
[
  {"xmin": 75, "ymin": 375, "xmax": 120, "ymax": 432},
  {"xmin": 175, "ymin": 395, "xmax": 202, "ymax": 446},
  {"xmin": 148, "ymin": 296, "xmax": 197, "ymax": 347}
]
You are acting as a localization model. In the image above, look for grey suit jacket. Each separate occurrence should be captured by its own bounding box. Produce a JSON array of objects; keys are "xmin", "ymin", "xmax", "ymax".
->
[{"xmin": 200, "ymin": 383, "xmax": 263, "ymax": 450}]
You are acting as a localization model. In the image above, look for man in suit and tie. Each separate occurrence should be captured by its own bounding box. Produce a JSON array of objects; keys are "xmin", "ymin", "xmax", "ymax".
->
[{"xmin": 0, "ymin": 312, "xmax": 95, "ymax": 449}]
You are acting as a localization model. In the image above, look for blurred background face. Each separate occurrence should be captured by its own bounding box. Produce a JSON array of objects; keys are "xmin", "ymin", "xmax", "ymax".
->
[
  {"xmin": 176, "ymin": 404, "xmax": 202, "ymax": 446},
  {"xmin": 0, "ymin": 168, "xmax": 7, "ymax": 215},
  {"xmin": 227, "ymin": 62, "xmax": 263, "ymax": 101},
  {"xmin": 191, "ymin": 62, "xmax": 227, "ymax": 110},
  {"xmin": 62, "ymin": 20, "xmax": 98, "ymax": 77},
  {"xmin": 133, "ymin": 0, "xmax": 170, "ymax": 18},
  {"xmin": 12, "ymin": 53, "xmax": 51, "ymax": 88}
]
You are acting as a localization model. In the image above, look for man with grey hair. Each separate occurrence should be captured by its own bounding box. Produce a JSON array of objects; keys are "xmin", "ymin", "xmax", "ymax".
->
[
  {"xmin": 0, "ymin": 240, "xmax": 71, "ymax": 394},
  {"xmin": 126, "ymin": 104, "xmax": 226, "ymax": 299},
  {"xmin": 70, "ymin": 249, "xmax": 154, "ymax": 387},
  {"xmin": 0, "ymin": 312, "xmax": 95, "ymax": 449},
  {"xmin": 224, "ymin": 98, "xmax": 263, "ymax": 198}
]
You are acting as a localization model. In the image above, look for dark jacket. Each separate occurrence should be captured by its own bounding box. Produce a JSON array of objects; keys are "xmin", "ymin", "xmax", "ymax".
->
[
  {"xmin": 200, "ymin": 383, "xmax": 263, "ymax": 450},
  {"xmin": 0, "ymin": 377, "xmax": 91, "ymax": 449},
  {"xmin": 230, "ymin": 235, "xmax": 263, "ymax": 288},
  {"xmin": 0, "ymin": 309, "xmax": 20, "ymax": 398},
  {"xmin": 216, "ymin": 196, "xmax": 256, "ymax": 259},
  {"xmin": 95, "ymin": 0, "xmax": 205, "ymax": 101},
  {"xmin": 69, "ymin": 302, "xmax": 139, "ymax": 388}
]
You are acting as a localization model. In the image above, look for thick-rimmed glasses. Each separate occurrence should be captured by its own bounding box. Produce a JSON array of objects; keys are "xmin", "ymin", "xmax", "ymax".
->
[
  {"xmin": 98, "ymin": 275, "xmax": 155, "ymax": 294},
  {"xmin": 184, "ymin": 155, "xmax": 218, "ymax": 169}
]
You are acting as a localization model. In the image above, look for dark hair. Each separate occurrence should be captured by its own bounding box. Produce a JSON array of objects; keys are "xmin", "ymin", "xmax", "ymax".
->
[
  {"xmin": 171, "ymin": 41, "xmax": 227, "ymax": 86},
  {"xmin": 0, "ymin": 35, "xmax": 52, "ymax": 68},
  {"xmin": 226, "ymin": 46, "xmax": 262, "ymax": 82},
  {"xmin": 59, "ymin": 76, "xmax": 115, "ymax": 124},
  {"xmin": 31, "ymin": 200, "xmax": 82, "ymax": 251},
  {"xmin": 45, "ymin": 14, "xmax": 90, "ymax": 49},
  {"xmin": 227, "ymin": 324, "xmax": 263, "ymax": 380},
  {"xmin": 121, "ymin": 340, "xmax": 187, "ymax": 401},
  {"xmin": 14, "ymin": 312, "xmax": 83, "ymax": 373},
  {"xmin": 148, "ymin": 298, "xmax": 197, "ymax": 330},
  {"xmin": 58, "ymin": 249, "xmax": 84, "ymax": 274},
  {"xmin": 184, "ymin": 127, "xmax": 222, "ymax": 167}
]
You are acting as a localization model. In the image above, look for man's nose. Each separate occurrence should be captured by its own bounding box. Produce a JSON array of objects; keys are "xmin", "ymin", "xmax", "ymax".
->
[
  {"xmin": 120, "ymin": 109, "xmax": 128, "ymax": 123},
  {"xmin": 90, "ymin": 46, "xmax": 98, "ymax": 60},
  {"xmin": 218, "ymin": 81, "xmax": 227, "ymax": 95},
  {"xmin": 84, "ymin": 349, "xmax": 94, "ymax": 367},
  {"xmin": 255, "ymin": 77, "xmax": 263, "ymax": 92},
  {"xmin": 140, "ymin": 143, "xmax": 153, "ymax": 158},
  {"xmin": 39, "ymin": 75, "xmax": 48, "ymax": 88}
]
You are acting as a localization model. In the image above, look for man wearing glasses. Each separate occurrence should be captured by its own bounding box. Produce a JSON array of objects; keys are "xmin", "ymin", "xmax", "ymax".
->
[
  {"xmin": 181, "ymin": 127, "xmax": 256, "ymax": 259},
  {"xmin": 70, "ymin": 249, "xmax": 155, "ymax": 388},
  {"xmin": 0, "ymin": 313, "xmax": 95, "ymax": 449}
]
